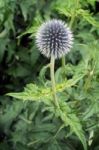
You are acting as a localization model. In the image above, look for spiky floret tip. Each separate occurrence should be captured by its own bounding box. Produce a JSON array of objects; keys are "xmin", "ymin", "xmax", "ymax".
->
[{"xmin": 36, "ymin": 19, "xmax": 73, "ymax": 59}]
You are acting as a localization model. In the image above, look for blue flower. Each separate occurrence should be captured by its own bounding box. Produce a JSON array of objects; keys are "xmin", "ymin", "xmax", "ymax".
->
[{"xmin": 36, "ymin": 19, "xmax": 73, "ymax": 59}]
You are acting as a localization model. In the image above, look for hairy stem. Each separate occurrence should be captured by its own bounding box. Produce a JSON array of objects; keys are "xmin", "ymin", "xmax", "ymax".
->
[{"xmin": 50, "ymin": 55, "xmax": 60, "ymax": 108}]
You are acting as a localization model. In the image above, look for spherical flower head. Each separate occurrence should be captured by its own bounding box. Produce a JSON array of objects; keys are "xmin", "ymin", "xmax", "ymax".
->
[{"xmin": 36, "ymin": 19, "xmax": 73, "ymax": 59}]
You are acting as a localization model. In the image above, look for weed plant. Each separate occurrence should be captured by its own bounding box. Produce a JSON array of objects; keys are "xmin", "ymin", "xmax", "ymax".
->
[{"xmin": 0, "ymin": 0, "xmax": 99, "ymax": 150}]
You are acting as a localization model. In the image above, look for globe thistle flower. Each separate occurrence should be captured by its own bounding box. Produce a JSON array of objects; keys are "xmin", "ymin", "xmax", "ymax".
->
[{"xmin": 36, "ymin": 19, "xmax": 73, "ymax": 59}]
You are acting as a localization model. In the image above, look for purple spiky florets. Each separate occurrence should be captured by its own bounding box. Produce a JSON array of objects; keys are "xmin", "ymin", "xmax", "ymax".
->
[{"xmin": 36, "ymin": 19, "xmax": 73, "ymax": 59}]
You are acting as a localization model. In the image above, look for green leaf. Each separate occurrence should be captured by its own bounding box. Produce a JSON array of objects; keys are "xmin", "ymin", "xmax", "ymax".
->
[
  {"xmin": 58, "ymin": 101, "xmax": 87, "ymax": 150},
  {"xmin": 0, "ymin": 36, "xmax": 9, "ymax": 62},
  {"xmin": 19, "ymin": 0, "xmax": 35, "ymax": 21},
  {"xmin": 6, "ymin": 83, "xmax": 52, "ymax": 105},
  {"xmin": 17, "ymin": 11, "xmax": 42, "ymax": 39},
  {"xmin": 77, "ymin": 9, "xmax": 99, "ymax": 27},
  {"xmin": 39, "ymin": 64, "xmax": 50, "ymax": 84},
  {"xmin": 7, "ymin": 74, "xmax": 85, "ymax": 102},
  {"xmin": 48, "ymin": 141, "xmax": 62, "ymax": 150},
  {"xmin": 86, "ymin": 0, "xmax": 96, "ymax": 6},
  {"xmin": 56, "ymin": 74, "xmax": 85, "ymax": 92},
  {"xmin": 0, "ymin": 101, "xmax": 25, "ymax": 129},
  {"xmin": 55, "ymin": 0, "xmax": 81, "ymax": 17},
  {"xmin": 30, "ymin": 46, "xmax": 40, "ymax": 66},
  {"xmin": 7, "ymin": 64, "xmax": 30, "ymax": 77}
]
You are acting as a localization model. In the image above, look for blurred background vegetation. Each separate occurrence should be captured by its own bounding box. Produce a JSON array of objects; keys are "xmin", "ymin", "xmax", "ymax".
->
[{"xmin": 0, "ymin": 0, "xmax": 99, "ymax": 150}]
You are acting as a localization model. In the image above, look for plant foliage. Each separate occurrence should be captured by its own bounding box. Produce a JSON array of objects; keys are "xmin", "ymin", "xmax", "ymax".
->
[{"xmin": 0, "ymin": 0, "xmax": 99, "ymax": 150}]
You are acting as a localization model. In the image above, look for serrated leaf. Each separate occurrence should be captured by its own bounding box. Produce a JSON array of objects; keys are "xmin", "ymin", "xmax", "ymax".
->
[
  {"xmin": 58, "ymin": 101, "xmax": 87, "ymax": 150},
  {"xmin": 56, "ymin": 74, "xmax": 85, "ymax": 92},
  {"xmin": 7, "ymin": 74, "xmax": 85, "ymax": 103},
  {"xmin": 6, "ymin": 83, "xmax": 52, "ymax": 105},
  {"xmin": 78, "ymin": 9, "xmax": 99, "ymax": 27}
]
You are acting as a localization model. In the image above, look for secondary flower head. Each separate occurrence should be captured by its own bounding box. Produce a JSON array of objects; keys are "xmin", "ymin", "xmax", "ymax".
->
[{"xmin": 36, "ymin": 19, "xmax": 73, "ymax": 59}]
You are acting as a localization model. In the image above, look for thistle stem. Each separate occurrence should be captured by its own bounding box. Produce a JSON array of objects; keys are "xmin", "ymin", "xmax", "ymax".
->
[{"xmin": 50, "ymin": 55, "xmax": 59, "ymax": 108}]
